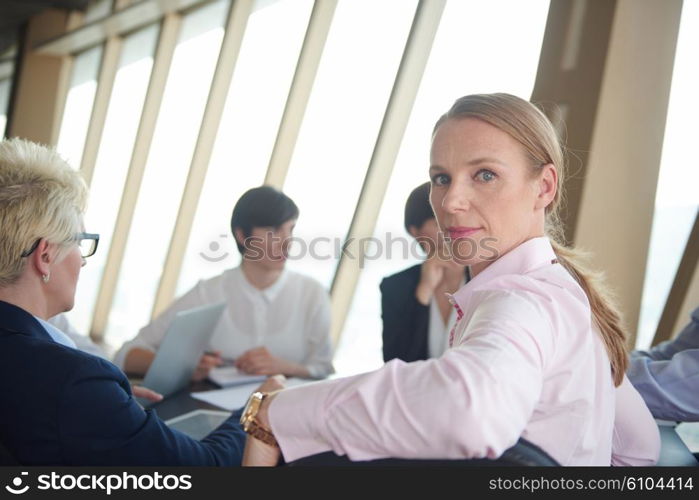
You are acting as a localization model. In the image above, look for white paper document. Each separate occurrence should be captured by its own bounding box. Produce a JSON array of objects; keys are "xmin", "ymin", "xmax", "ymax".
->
[
  {"xmin": 191, "ymin": 382, "xmax": 261, "ymax": 411},
  {"xmin": 191, "ymin": 378, "xmax": 313, "ymax": 411},
  {"xmin": 207, "ymin": 366, "xmax": 266, "ymax": 388}
]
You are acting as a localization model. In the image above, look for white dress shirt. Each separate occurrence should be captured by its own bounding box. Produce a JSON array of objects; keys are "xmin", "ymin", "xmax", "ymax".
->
[
  {"xmin": 113, "ymin": 266, "xmax": 334, "ymax": 378},
  {"xmin": 36, "ymin": 316, "xmax": 77, "ymax": 349}
]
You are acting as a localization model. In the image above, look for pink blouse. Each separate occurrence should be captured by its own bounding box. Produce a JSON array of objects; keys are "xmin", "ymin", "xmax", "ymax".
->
[{"xmin": 269, "ymin": 237, "xmax": 660, "ymax": 465}]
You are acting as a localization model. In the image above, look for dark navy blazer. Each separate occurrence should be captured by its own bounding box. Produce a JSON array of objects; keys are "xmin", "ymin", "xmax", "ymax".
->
[
  {"xmin": 380, "ymin": 264, "xmax": 430, "ymax": 363},
  {"xmin": 0, "ymin": 300, "xmax": 245, "ymax": 465},
  {"xmin": 380, "ymin": 265, "xmax": 470, "ymax": 363}
]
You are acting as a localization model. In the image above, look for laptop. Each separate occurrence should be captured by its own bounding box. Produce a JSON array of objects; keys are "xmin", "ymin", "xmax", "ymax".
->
[{"xmin": 136, "ymin": 302, "xmax": 225, "ymax": 407}]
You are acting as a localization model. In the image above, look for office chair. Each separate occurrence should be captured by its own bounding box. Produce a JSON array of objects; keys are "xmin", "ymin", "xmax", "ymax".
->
[{"xmin": 287, "ymin": 437, "xmax": 560, "ymax": 466}]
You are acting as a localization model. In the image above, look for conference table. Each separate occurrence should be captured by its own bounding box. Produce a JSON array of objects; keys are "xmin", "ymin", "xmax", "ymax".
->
[{"xmin": 149, "ymin": 380, "xmax": 224, "ymax": 421}]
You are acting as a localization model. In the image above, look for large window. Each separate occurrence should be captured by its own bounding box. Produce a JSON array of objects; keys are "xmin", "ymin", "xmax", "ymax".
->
[
  {"xmin": 105, "ymin": 0, "xmax": 229, "ymax": 345},
  {"xmin": 176, "ymin": 0, "xmax": 314, "ymax": 297},
  {"xmin": 281, "ymin": 0, "xmax": 418, "ymax": 288},
  {"xmin": 334, "ymin": 0, "xmax": 551, "ymax": 375},
  {"xmin": 68, "ymin": 24, "xmax": 160, "ymax": 335},
  {"xmin": 636, "ymin": 0, "xmax": 699, "ymax": 349},
  {"xmin": 84, "ymin": 0, "xmax": 114, "ymax": 23},
  {"xmin": 42, "ymin": 0, "xmax": 553, "ymax": 372},
  {"xmin": 0, "ymin": 74, "xmax": 11, "ymax": 138},
  {"xmin": 26, "ymin": 0, "xmax": 699, "ymax": 377},
  {"xmin": 0, "ymin": 49, "xmax": 12, "ymax": 138},
  {"xmin": 56, "ymin": 45, "xmax": 103, "ymax": 168}
]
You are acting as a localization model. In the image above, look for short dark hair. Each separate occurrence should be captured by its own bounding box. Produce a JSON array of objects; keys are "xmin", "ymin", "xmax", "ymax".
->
[
  {"xmin": 230, "ymin": 186, "xmax": 299, "ymax": 254},
  {"xmin": 404, "ymin": 182, "xmax": 434, "ymax": 234}
]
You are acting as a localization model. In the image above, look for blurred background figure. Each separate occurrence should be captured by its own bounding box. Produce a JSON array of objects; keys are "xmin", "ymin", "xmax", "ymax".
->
[
  {"xmin": 629, "ymin": 306, "xmax": 699, "ymax": 422},
  {"xmin": 380, "ymin": 182, "xmax": 468, "ymax": 362},
  {"xmin": 115, "ymin": 186, "xmax": 334, "ymax": 381}
]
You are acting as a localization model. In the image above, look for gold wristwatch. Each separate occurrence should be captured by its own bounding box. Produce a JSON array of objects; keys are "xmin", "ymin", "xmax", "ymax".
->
[{"xmin": 240, "ymin": 391, "xmax": 279, "ymax": 447}]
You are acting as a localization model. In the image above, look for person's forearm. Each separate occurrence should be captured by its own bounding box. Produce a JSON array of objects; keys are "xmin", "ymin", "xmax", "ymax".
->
[
  {"xmin": 628, "ymin": 352, "xmax": 699, "ymax": 421},
  {"xmin": 281, "ymin": 360, "xmax": 310, "ymax": 379},
  {"xmin": 123, "ymin": 348, "xmax": 156, "ymax": 376}
]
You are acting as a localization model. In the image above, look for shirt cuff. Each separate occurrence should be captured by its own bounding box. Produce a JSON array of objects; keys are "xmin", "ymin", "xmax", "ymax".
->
[{"xmin": 268, "ymin": 379, "xmax": 337, "ymax": 463}]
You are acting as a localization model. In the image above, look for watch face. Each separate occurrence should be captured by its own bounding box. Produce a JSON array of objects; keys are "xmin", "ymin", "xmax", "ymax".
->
[{"xmin": 240, "ymin": 391, "xmax": 264, "ymax": 428}]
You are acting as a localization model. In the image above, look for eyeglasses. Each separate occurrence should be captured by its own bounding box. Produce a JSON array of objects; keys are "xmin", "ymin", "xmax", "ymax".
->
[
  {"xmin": 76, "ymin": 233, "xmax": 99, "ymax": 258},
  {"xmin": 20, "ymin": 232, "xmax": 100, "ymax": 259}
]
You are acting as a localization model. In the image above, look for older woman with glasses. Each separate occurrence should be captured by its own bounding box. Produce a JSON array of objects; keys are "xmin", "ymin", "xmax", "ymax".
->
[{"xmin": 0, "ymin": 138, "xmax": 275, "ymax": 465}]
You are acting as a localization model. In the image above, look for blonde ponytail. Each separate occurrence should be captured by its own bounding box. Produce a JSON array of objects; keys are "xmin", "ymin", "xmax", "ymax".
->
[{"xmin": 549, "ymin": 240, "xmax": 628, "ymax": 386}]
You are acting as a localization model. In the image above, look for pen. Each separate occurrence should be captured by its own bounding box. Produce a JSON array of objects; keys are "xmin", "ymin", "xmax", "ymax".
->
[{"xmin": 204, "ymin": 351, "xmax": 236, "ymax": 367}]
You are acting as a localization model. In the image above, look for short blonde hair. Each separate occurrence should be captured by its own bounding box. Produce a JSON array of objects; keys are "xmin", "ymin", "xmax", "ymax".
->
[{"xmin": 0, "ymin": 138, "xmax": 87, "ymax": 286}]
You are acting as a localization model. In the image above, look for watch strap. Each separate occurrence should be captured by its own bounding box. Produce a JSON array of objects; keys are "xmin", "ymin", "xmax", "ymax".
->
[{"xmin": 247, "ymin": 419, "xmax": 279, "ymax": 447}]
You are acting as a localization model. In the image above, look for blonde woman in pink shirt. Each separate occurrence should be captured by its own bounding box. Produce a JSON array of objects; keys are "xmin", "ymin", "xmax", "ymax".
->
[{"xmin": 241, "ymin": 93, "xmax": 660, "ymax": 466}]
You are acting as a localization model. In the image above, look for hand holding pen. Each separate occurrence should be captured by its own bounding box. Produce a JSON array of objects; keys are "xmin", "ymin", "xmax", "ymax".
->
[{"xmin": 192, "ymin": 350, "xmax": 234, "ymax": 381}]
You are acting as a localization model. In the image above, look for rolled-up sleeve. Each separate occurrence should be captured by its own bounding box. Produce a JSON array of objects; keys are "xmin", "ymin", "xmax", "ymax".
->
[
  {"xmin": 627, "ymin": 307, "xmax": 699, "ymax": 421},
  {"xmin": 634, "ymin": 307, "xmax": 699, "ymax": 362},
  {"xmin": 269, "ymin": 290, "xmax": 553, "ymax": 463},
  {"xmin": 628, "ymin": 351, "xmax": 699, "ymax": 422}
]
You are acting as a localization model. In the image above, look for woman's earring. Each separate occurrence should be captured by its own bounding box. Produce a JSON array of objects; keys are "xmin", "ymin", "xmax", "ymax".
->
[{"xmin": 42, "ymin": 273, "xmax": 50, "ymax": 283}]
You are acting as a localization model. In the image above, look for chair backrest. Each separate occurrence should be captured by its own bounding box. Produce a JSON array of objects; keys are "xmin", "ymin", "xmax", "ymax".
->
[
  {"xmin": 0, "ymin": 440, "xmax": 18, "ymax": 465},
  {"xmin": 287, "ymin": 437, "xmax": 560, "ymax": 466},
  {"xmin": 495, "ymin": 437, "xmax": 560, "ymax": 466}
]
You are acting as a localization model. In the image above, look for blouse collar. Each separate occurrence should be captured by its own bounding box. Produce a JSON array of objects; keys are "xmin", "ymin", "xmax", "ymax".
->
[
  {"xmin": 448, "ymin": 236, "xmax": 558, "ymax": 310},
  {"xmin": 236, "ymin": 266, "xmax": 288, "ymax": 303}
]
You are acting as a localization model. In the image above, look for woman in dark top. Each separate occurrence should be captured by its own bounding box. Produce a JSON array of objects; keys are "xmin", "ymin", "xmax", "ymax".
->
[{"xmin": 380, "ymin": 182, "xmax": 468, "ymax": 362}]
